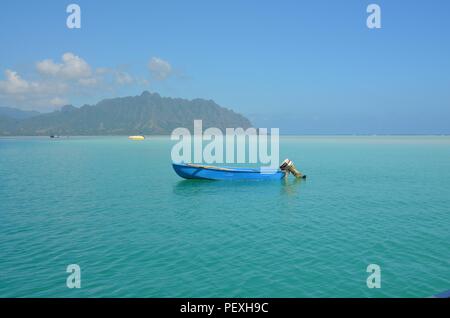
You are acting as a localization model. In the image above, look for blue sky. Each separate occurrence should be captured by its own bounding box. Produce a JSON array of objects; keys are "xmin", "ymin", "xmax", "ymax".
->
[{"xmin": 0, "ymin": 0, "xmax": 449, "ymax": 134}]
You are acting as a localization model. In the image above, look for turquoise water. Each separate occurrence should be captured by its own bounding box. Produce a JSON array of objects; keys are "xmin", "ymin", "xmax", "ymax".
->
[{"xmin": 0, "ymin": 136, "xmax": 449, "ymax": 297}]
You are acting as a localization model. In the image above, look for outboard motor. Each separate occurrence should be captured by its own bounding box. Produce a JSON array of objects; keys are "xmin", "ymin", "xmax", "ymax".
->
[{"xmin": 280, "ymin": 159, "xmax": 306, "ymax": 178}]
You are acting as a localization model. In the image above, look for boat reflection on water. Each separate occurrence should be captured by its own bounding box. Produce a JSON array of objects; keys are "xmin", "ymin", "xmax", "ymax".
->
[
  {"xmin": 172, "ymin": 179, "xmax": 217, "ymax": 197},
  {"xmin": 173, "ymin": 178, "xmax": 273, "ymax": 197},
  {"xmin": 281, "ymin": 176, "xmax": 304, "ymax": 196},
  {"xmin": 172, "ymin": 177, "xmax": 305, "ymax": 198}
]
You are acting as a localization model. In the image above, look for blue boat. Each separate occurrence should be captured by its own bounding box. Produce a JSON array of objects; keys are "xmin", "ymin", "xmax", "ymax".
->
[
  {"xmin": 432, "ymin": 289, "xmax": 450, "ymax": 298},
  {"xmin": 172, "ymin": 163, "xmax": 285, "ymax": 180}
]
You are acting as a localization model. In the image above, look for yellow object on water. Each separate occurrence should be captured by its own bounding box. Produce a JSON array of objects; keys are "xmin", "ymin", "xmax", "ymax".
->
[{"xmin": 128, "ymin": 135, "xmax": 145, "ymax": 140}]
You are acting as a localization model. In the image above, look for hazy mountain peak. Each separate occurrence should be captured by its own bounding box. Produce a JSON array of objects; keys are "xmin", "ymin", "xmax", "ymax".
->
[
  {"xmin": 0, "ymin": 92, "xmax": 251, "ymax": 136},
  {"xmin": 60, "ymin": 105, "xmax": 77, "ymax": 112},
  {"xmin": 0, "ymin": 107, "xmax": 40, "ymax": 120}
]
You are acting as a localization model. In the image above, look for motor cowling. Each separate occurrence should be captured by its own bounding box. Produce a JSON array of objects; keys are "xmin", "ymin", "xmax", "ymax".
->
[{"xmin": 280, "ymin": 158, "xmax": 306, "ymax": 178}]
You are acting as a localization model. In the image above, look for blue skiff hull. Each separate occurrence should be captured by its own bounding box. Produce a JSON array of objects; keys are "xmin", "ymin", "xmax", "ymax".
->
[{"xmin": 172, "ymin": 163, "xmax": 285, "ymax": 180}]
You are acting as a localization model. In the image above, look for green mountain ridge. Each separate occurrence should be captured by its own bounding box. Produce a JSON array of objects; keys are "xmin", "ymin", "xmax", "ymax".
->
[
  {"xmin": 0, "ymin": 107, "xmax": 40, "ymax": 120},
  {"xmin": 0, "ymin": 91, "xmax": 252, "ymax": 136}
]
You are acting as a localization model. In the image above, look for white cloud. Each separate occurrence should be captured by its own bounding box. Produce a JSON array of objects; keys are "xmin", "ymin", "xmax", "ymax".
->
[
  {"xmin": 78, "ymin": 77, "xmax": 98, "ymax": 86},
  {"xmin": 0, "ymin": 70, "xmax": 31, "ymax": 94},
  {"xmin": 0, "ymin": 69, "xmax": 67, "ymax": 96},
  {"xmin": 36, "ymin": 52, "xmax": 92, "ymax": 79},
  {"xmin": 50, "ymin": 97, "xmax": 68, "ymax": 106},
  {"xmin": 0, "ymin": 69, "xmax": 69, "ymax": 110},
  {"xmin": 0, "ymin": 54, "xmax": 177, "ymax": 111},
  {"xmin": 115, "ymin": 71, "xmax": 133, "ymax": 85},
  {"xmin": 35, "ymin": 59, "xmax": 60, "ymax": 76},
  {"xmin": 0, "ymin": 68, "xmax": 70, "ymax": 110},
  {"xmin": 138, "ymin": 78, "xmax": 150, "ymax": 86},
  {"xmin": 95, "ymin": 67, "xmax": 110, "ymax": 75},
  {"xmin": 148, "ymin": 57, "xmax": 172, "ymax": 80}
]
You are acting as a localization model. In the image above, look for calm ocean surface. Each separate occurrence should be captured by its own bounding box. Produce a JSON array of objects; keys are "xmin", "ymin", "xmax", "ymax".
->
[{"xmin": 0, "ymin": 136, "xmax": 449, "ymax": 297}]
